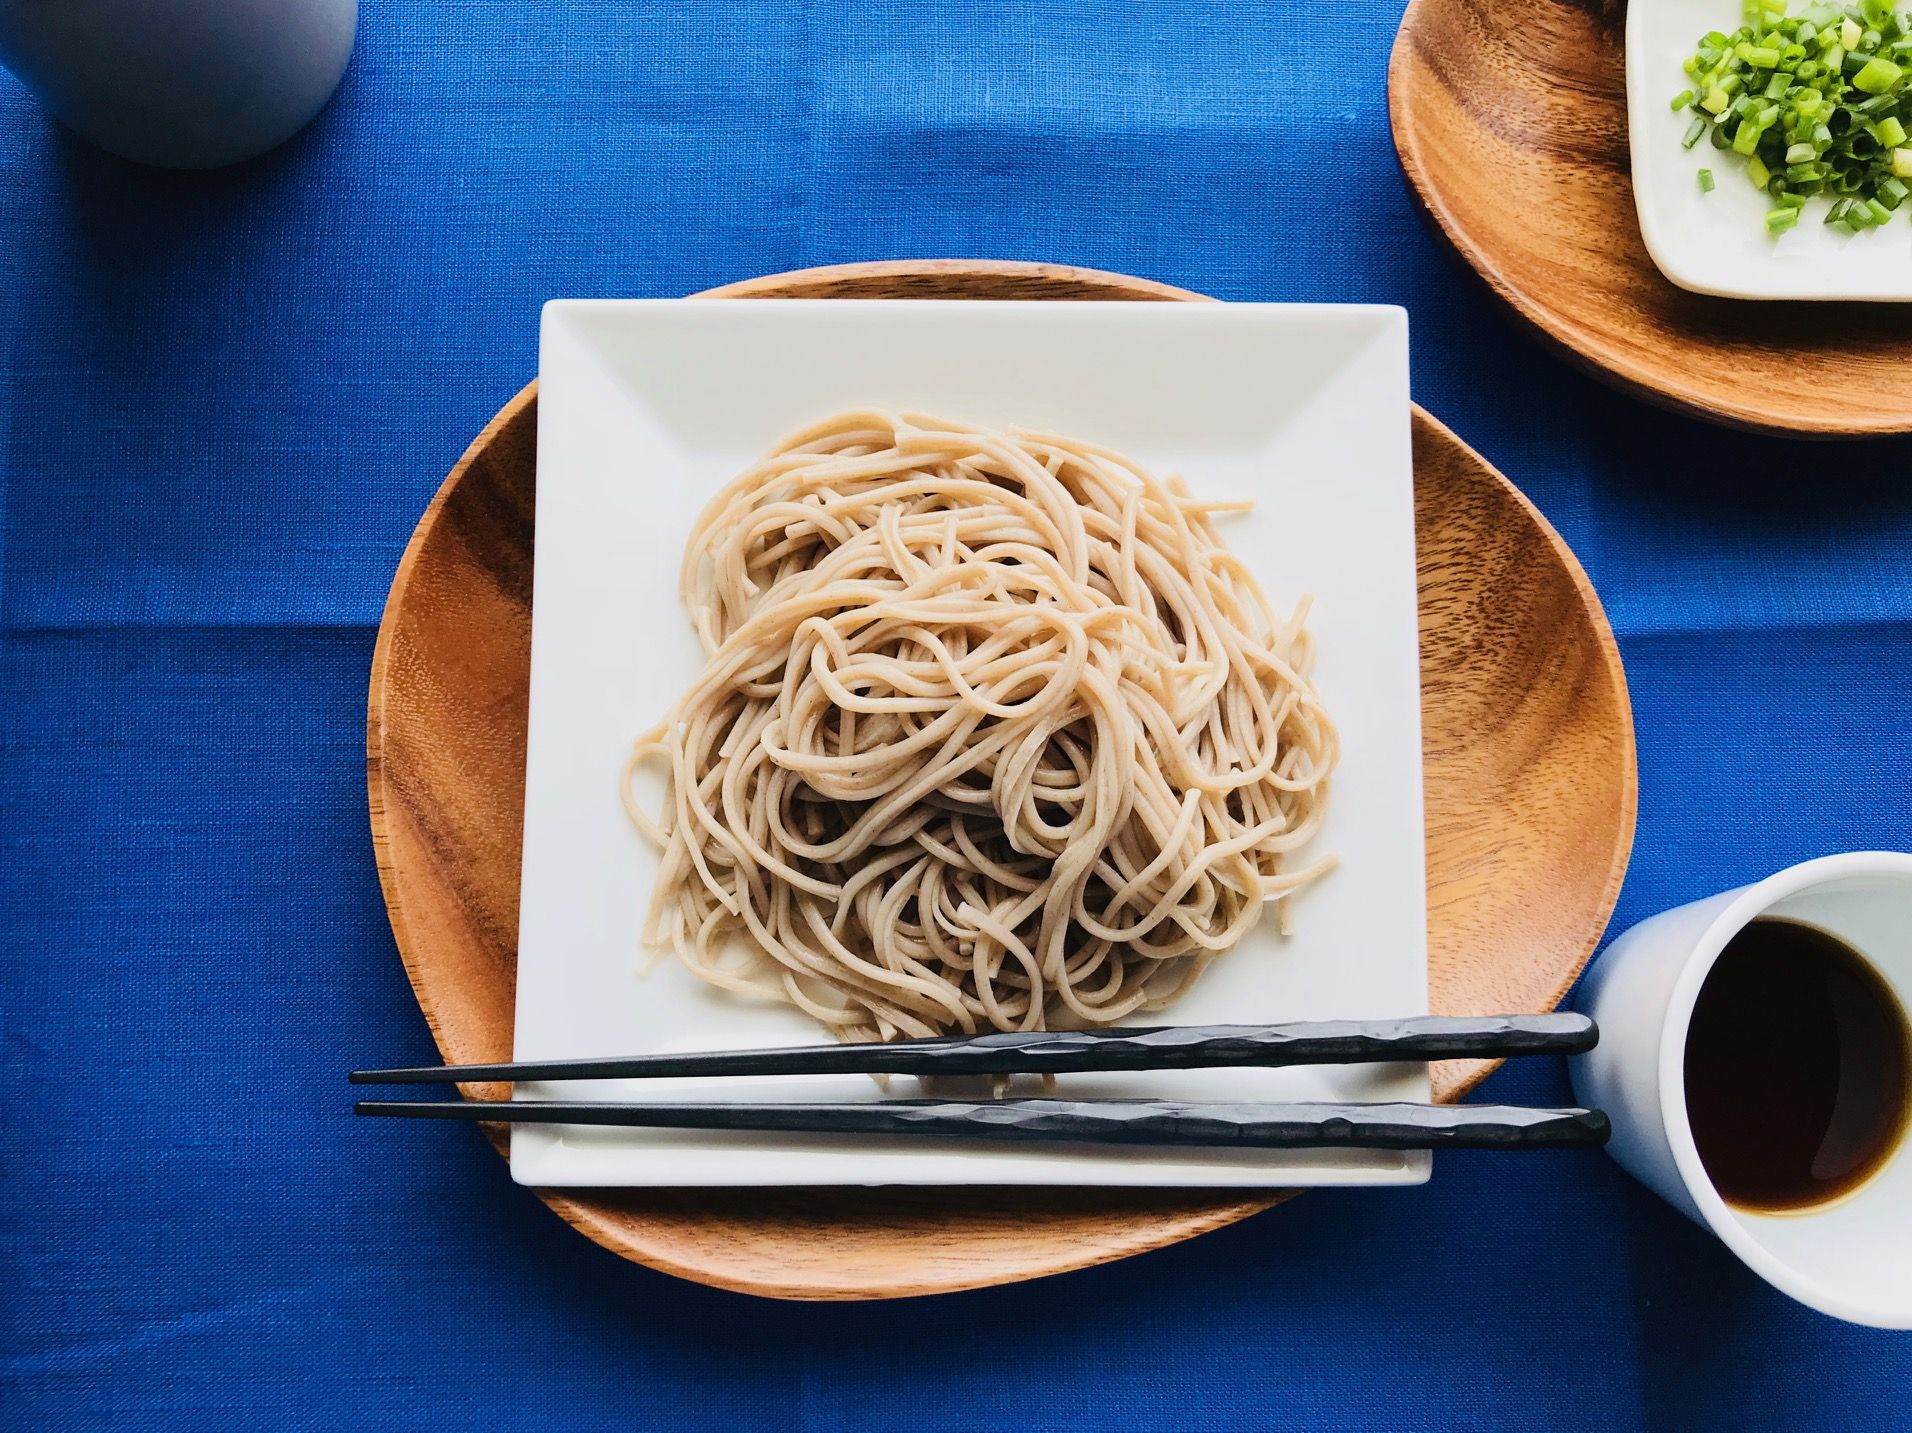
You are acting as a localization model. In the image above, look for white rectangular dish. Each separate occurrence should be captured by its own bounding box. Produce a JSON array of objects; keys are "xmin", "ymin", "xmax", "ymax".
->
[
  {"xmin": 1630, "ymin": 0, "xmax": 1912, "ymax": 300},
  {"xmin": 517, "ymin": 299, "xmax": 1428, "ymax": 1187}
]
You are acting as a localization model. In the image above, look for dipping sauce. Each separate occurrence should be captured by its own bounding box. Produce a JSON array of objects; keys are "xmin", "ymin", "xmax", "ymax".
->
[{"xmin": 1684, "ymin": 917, "xmax": 1911, "ymax": 1214}]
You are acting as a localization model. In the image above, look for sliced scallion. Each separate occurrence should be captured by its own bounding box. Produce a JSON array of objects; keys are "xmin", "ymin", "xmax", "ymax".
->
[
  {"xmin": 1853, "ymin": 56, "xmax": 1903, "ymax": 90},
  {"xmin": 1670, "ymin": 0, "xmax": 1912, "ymax": 236}
]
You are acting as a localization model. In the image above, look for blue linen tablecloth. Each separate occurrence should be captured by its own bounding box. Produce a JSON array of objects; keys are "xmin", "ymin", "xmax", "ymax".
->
[{"xmin": 2, "ymin": 2, "xmax": 1910, "ymax": 1428}]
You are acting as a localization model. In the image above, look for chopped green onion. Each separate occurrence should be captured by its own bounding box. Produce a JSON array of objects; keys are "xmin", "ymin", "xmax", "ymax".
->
[
  {"xmin": 1671, "ymin": 0, "xmax": 1912, "ymax": 238},
  {"xmin": 1854, "ymin": 55, "xmax": 1904, "ymax": 90}
]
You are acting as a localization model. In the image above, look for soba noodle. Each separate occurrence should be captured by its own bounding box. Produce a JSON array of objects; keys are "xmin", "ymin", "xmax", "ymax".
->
[{"xmin": 621, "ymin": 410, "xmax": 1337, "ymax": 1042}]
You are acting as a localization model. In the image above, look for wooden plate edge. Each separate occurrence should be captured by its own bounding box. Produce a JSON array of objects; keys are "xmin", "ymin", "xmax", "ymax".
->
[
  {"xmin": 367, "ymin": 379, "xmax": 539, "ymax": 1061},
  {"xmin": 1412, "ymin": 407, "xmax": 1638, "ymax": 1085},
  {"xmin": 699, "ymin": 258, "xmax": 1212, "ymax": 303},
  {"xmin": 364, "ymin": 259, "xmax": 1637, "ymax": 1299},
  {"xmin": 1385, "ymin": 10, "xmax": 1912, "ymax": 440},
  {"xmin": 532, "ymin": 1188, "xmax": 1294, "ymax": 1302}
]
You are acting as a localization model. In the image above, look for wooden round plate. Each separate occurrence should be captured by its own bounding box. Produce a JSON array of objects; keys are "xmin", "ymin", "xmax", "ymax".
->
[
  {"xmin": 367, "ymin": 260, "xmax": 1637, "ymax": 1300},
  {"xmin": 1389, "ymin": 3, "xmax": 1912, "ymax": 436}
]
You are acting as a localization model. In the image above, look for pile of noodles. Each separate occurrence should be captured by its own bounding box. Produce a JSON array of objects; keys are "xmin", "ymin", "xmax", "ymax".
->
[{"xmin": 623, "ymin": 410, "xmax": 1336, "ymax": 1042}]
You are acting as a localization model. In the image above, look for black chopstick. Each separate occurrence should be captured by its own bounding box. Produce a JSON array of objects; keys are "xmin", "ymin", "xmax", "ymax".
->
[
  {"xmin": 350, "ymin": 1012, "xmax": 1594, "ymax": 1085},
  {"xmin": 354, "ymin": 1097, "xmax": 1610, "ymax": 1149}
]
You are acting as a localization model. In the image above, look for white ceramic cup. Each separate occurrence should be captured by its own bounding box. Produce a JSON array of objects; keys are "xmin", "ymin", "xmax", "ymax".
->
[{"xmin": 1572, "ymin": 851, "xmax": 1912, "ymax": 1328}]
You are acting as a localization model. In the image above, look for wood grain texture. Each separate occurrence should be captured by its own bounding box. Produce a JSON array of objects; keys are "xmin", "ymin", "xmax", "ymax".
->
[
  {"xmin": 1389, "ymin": 0, "xmax": 1912, "ymax": 436},
  {"xmin": 367, "ymin": 260, "xmax": 1636, "ymax": 1300}
]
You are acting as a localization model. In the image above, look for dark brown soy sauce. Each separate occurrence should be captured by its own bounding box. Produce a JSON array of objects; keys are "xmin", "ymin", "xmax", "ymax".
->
[{"xmin": 1684, "ymin": 917, "xmax": 1912, "ymax": 1213}]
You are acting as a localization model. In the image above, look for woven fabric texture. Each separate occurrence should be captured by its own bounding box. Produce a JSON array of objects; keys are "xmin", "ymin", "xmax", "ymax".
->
[{"xmin": 2, "ymin": 2, "xmax": 1909, "ymax": 1428}]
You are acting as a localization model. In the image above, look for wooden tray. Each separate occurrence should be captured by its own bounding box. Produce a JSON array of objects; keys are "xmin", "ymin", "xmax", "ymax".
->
[
  {"xmin": 1389, "ymin": 2, "xmax": 1912, "ymax": 436},
  {"xmin": 367, "ymin": 260, "xmax": 1637, "ymax": 1300}
]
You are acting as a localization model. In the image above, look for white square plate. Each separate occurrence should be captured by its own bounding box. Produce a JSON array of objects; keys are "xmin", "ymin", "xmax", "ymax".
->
[
  {"xmin": 1630, "ymin": 0, "xmax": 1912, "ymax": 300},
  {"xmin": 517, "ymin": 299, "xmax": 1427, "ymax": 1188}
]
